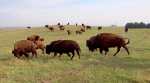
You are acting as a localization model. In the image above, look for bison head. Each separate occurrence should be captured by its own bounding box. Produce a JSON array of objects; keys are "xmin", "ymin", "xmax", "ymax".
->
[
  {"xmin": 46, "ymin": 45, "xmax": 51, "ymax": 54},
  {"xmin": 86, "ymin": 40, "xmax": 95, "ymax": 52}
]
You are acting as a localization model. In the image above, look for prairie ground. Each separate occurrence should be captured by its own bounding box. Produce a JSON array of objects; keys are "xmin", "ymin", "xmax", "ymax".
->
[{"xmin": 0, "ymin": 26, "xmax": 150, "ymax": 83}]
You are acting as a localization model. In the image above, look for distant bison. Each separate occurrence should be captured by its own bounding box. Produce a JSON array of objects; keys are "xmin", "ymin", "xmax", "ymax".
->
[
  {"xmin": 27, "ymin": 26, "xmax": 31, "ymax": 29},
  {"xmin": 86, "ymin": 33, "xmax": 130, "ymax": 56},
  {"xmin": 12, "ymin": 40, "xmax": 37, "ymax": 58},
  {"xmin": 45, "ymin": 25, "xmax": 49, "ymax": 28},
  {"xmin": 98, "ymin": 26, "xmax": 102, "ymax": 30},
  {"xmin": 46, "ymin": 40, "xmax": 81, "ymax": 60},
  {"xmin": 76, "ymin": 30, "xmax": 82, "ymax": 35},
  {"xmin": 48, "ymin": 27, "xmax": 54, "ymax": 31},
  {"xmin": 86, "ymin": 26, "xmax": 92, "ymax": 30},
  {"xmin": 59, "ymin": 25, "xmax": 65, "ymax": 30}
]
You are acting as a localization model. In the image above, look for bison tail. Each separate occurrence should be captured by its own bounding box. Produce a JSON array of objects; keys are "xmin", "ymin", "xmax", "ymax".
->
[{"xmin": 124, "ymin": 38, "xmax": 130, "ymax": 45}]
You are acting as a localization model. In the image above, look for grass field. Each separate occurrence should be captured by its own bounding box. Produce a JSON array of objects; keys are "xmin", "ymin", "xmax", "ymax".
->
[{"xmin": 0, "ymin": 26, "xmax": 150, "ymax": 83}]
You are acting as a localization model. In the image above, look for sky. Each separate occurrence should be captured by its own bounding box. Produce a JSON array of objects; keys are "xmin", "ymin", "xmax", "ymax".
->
[{"xmin": 0, "ymin": 0, "xmax": 150, "ymax": 27}]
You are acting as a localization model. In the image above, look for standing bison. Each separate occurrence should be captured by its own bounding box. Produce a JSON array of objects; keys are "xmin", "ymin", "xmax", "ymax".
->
[
  {"xmin": 12, "ymin": 40, "xmax": 37, "ymax": 58},
  {"xmin": 46, "ymin": 40, "xmax": 81, "ymax": 60},
  {"xmin": 86, "ymin": 33, "xmax": 130, "ymax": 56}
]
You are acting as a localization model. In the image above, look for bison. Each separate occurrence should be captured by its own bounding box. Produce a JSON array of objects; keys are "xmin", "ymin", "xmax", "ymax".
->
[
  {"xmin": 86, "ymin": 33, "xmax": 130, "ymax": 56},
  {"xmin": 86, "ymin": 26, "xmax": 92, "ymax": 30},
  {"xmin": 46, "ymin": 40, "xmax": 81, "ymax": 60},
  {"xmin": 98, "ymin": 26, "xmax": 102, "ymax": 30},
  {"xmin": 48, "ymin": 27, "xmax": 54, "ymax": 31},
  {"xmin": 76, "ymin": 30, "xmax": 82, "ymax": 35},
  {"xmin": 12, "ymin": 40, "xmax": 37, "ymax": 58},
  {"xmin": 59, "ymin": 25, "xmax": 65, "ymax": 30}
]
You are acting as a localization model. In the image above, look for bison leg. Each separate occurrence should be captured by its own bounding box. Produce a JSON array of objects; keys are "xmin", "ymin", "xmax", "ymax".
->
[
  {"xmin": 67, "ymin": 52, "xmax": 71, "ymax": 57},
  {"xmin": 71, "ymin": 51, "xmax": 75, "ymax": 60},
  {"xmin": 32, "ymin": 51, "xmax": 37, "ymax": 58},
  {"xmin": 76, "ymin": 50, "xmax": 80, "ymax": 59},
  {"xmin": 113, "ymin": 47, "xmax": 121, "ymax": 56},
  {"xmin": 122, "ymin": 46, "xmax": 130, "ymax": 55},
  {"xmin": 24, "ymin": 53, "xmax": 29, "ymax": 58},
  {"xmin": 104, "ymin": 48, "xmax": 109, "ymax": 55},
  {"xmin": 53, "ymin": 52, "xmax": 57, "ymax": 57},
  {"xmin": 58, "ymin": 53, "xmax": 63, "ymax": 57}
]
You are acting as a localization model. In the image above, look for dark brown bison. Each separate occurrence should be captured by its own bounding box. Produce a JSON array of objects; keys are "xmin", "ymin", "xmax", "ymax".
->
[
  {"xmin": 59, "ymin": 25, "xmax": 65, "ymax": 30},
  {"xmin": 12, "ymin": 40, "xmax": 37, "ymax": 58},
  {"xmin": 76, "ymin": 30, "xmax": 82, "ymax": 35},
  {"xmin": 27, "ymin": 35, "xmax": 40, "ymax": 43},
  {"xmin": 98, "ymin": 26, "xmax": 102, "ymax": 30},
  {"xmin": 67, "ymin": 30, "xmax": 71, "ymax": 35},
  {"xmin": 48, "ymin": 27, "xmax": 54, "ymax": 31},
  {"xmin": 86, "ymin": 33, "xmax": 130, "ymax": 56},
  {"xmin": 45, "ymin": 25, "xmax": 49, "ymax": 28},
  {"xmin": 86, "ymin": 26, "xmax": 92, "ymax": 30},
  {"xmin": 46, "ymin": 40, "xmax": 81, "ymax": 60},
  {"xmin": 27, "ymin": 26, "xmax": 31, "ymax": 29}
]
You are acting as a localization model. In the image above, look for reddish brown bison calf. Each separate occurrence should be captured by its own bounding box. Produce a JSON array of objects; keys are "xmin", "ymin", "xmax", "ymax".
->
[
  {"xmin": 12, "ymin": 40, "xmax": 37, "ymax": 58},
  {"xmin": 46, "ymin": 40, "xmax": 81, "ymax": 60},
  {"xmin": 86, "ymin": 33, "xmax": 130, "ymax": 56}
]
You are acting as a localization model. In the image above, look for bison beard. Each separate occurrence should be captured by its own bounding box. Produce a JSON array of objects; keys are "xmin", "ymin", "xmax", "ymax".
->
[
  {"xmin": 86, "ymin": 33, "xmax": 130, "ymax": 56},
  {"xmin": 46, "ymin": 40, "xmax": 81, "ymax": 60}
]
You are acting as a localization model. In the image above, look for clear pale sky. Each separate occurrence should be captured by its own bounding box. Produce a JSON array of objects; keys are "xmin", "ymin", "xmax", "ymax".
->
[{"xmin": 0, "ymin": 0, "xmax": 150, "ymax": 27}]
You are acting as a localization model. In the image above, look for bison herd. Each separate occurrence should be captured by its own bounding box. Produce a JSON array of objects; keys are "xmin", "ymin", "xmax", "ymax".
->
[{"xmin": 12, "ymin": 32, "xmax": 130, "ymax": 60}]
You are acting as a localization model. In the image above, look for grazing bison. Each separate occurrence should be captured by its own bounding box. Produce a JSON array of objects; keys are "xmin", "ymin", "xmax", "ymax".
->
[
  {"xmin": 86, "ymin": 26, "xmax": 92, "ymax": 30},
  {"xmin": 98, "ymin": 26, "xmax": 102, "ymax": 30},
  {"xmin": 48, "ymin": 27, "xmax": 54, "ymax": 31},
  {"xmin": 46, "ymin": 40, "xmax": 81, "ymax": 60},
  {"xmin": 59, "ymin": 25, "xmax": 65, "ymax": 30},
  {"xmin": 27, "ymin": 26, "xmax": 31, "ymax": 29},
  {"xmin": 76, "ymin": 30, "xmax": 82, "ymax": 35},
  {"xmin": 86, "ymin": 33, "xmax": 130, "ymax": 56},
  {"xmin": 67, "ymin": 30, "xmax": 71, "ymax": 35},
  {"xmin": 45, "ymin": 25, "xmax": 49, "ymax": 28},
  {"xmin": 27, "ymin": 35, "xmax": 40, "ymax": 43},
  {"xmin": 12, "ymin": 40, "xmax": 37, "ymax": 58}
]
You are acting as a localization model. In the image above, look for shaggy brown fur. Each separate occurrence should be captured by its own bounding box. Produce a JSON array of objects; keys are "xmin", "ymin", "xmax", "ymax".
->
[
  {"xmin": 12, "ymin": 40, "xmax": 37, "ymax": 58},
  {"xmin": 34, "ymin": 38, "xmax": 45, "ymax": 54},
  {"xmin": 46, "ymin": 40, "xmax": 81, "ymax": 60},
  {"xmin": 86, "ymin": 33, "xmax": 130, "ymax": 56},
  {"xmin": 98, "ymin": 26, "xmax": 102, "ymax": 30},
  {"xmin": 27, "ymin": 35, "xmax": 40, "ymax": 43}
]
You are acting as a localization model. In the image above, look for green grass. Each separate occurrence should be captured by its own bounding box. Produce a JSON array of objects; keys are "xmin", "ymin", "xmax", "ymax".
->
[{"xmin": 0, "ymin": 26, "xmax": 150, "ymax": 83}]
